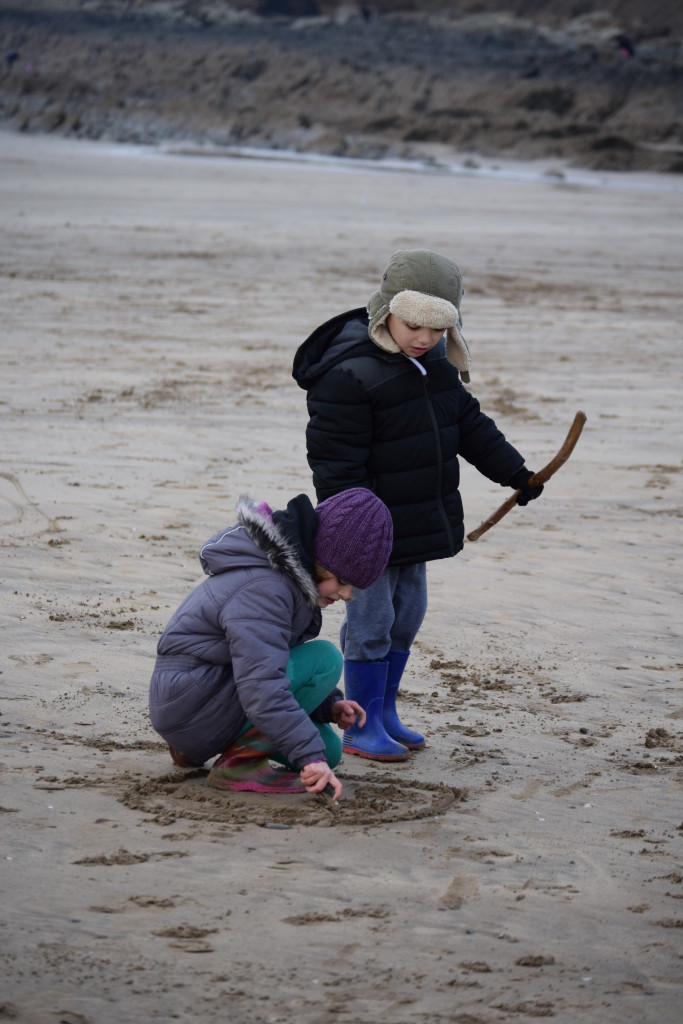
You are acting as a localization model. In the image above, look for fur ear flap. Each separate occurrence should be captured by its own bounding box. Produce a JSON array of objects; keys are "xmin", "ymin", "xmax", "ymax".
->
[
  {"xmin": 368, "ymin": 316, "xmax": 401, "ymax": 354},
  {"xmin": 446, "ymin": 322, "xmax": 471, "ymax": 383}
]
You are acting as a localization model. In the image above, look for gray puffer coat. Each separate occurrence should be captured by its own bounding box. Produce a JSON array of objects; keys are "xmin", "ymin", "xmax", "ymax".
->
[{"xmin": 148, "ymin": 495, "xmax": 341, "ymax": 769}]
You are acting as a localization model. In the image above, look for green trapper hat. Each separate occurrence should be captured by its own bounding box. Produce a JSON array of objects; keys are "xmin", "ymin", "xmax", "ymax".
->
[{"xmin": 367, "ymin": 249, "xmax": 471, "ymax": 382}]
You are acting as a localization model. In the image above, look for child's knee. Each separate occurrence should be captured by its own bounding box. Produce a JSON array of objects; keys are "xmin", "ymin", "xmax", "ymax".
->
[
  {"xmin": 312, "ymin": 639, "xmax": 343, "ymax": 681},
  {"xmin": 290, "ymin": 638, "xmax": 343, "ymax": 688}
]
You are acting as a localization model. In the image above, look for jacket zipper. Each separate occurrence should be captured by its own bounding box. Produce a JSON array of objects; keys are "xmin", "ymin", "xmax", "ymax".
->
[{"xmin": 422, "ymin": 374, "xmax": 456, "ymax": 555}]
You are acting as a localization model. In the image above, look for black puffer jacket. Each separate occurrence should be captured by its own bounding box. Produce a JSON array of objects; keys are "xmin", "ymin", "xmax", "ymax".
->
[{"xmin": 292, "ymin": 308, "xmax": 525, "ymax": 565}]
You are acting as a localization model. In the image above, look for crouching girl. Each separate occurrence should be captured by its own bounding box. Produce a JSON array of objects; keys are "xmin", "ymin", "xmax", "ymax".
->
[{"xmin": 148, "ymin": 488, "xmax": 393, "ymax": 800}]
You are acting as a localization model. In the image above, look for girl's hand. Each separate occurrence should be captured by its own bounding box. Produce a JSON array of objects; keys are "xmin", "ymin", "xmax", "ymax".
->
[
  {"xmin": 299, "ymin": 760, "xmax": 342, "ymax": 801},
  {"xmin": 331, "ymin": 699, "xmax": 366, "ymax": 730}
]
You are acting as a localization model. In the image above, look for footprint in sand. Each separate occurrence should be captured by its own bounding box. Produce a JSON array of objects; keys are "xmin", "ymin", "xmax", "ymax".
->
[
  {"xmin": 0, "ymin": 470, "xmax": 63, "ymax": 534},
  {"xmin": 440, "ymin": 874, "xmax": 480, "ymax": 909}
]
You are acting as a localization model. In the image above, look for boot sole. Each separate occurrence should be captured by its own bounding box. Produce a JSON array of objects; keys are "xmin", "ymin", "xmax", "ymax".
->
[
  {"xmin": 389, "ymin": 738, "xmax": 425, "ymax": 750},
  {"xmin": 342, "ymin": 744, "xmax": 410, "ymax": 762}
]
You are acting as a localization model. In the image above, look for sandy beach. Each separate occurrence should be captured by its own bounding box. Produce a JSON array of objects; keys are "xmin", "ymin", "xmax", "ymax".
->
[{"xmin": 1, "ymin": 129, "xmax": 682, "ymax": 1023}]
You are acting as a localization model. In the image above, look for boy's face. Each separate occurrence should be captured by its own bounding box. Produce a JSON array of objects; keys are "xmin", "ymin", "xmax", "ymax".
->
[{"xmin": 386, "ymin": 314, "xmax": 446, "ymax": 359}]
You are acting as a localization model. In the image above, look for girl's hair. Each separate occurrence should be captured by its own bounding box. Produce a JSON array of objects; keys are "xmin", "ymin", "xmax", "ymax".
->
[{"xmin": 313, "ymin": 561, "xmax": 337, "ymax": 584}]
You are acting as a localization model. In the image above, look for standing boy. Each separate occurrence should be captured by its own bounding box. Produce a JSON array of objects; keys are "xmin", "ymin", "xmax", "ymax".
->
[{"xmin": 292, "ymin": 249, "xmax": 543, "ymax": 760}]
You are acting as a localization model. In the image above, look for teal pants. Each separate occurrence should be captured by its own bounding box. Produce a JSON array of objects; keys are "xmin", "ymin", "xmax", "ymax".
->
[{"xmin": 242, "ymin": 639, "xmax": 344, "ymax": 770}]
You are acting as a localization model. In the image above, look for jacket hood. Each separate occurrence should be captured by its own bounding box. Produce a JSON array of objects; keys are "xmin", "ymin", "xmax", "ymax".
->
[
  {"xmin": 293, "ymin": 307, "xmax": 381, "ymax": 390},
  {"xmin": 199, "ymin": 495, "xmax": 320, "ymax": 610}
]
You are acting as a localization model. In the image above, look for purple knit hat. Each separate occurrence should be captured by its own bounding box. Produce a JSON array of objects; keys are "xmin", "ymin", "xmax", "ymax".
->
[{"xmin": 313, "ymin": 488, "xmax": 393, "ymax": 590}]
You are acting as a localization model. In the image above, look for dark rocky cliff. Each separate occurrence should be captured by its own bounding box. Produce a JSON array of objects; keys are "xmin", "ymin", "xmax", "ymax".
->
[{"xmin": 1, "ymin": 1, "xmax": 681, "ymax": 171}]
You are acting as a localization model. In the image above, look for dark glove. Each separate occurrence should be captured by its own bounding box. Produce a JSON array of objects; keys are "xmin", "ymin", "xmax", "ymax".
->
[{"xmin": 508, "ymin": 467, "xmax": 544, "ymax": 506}]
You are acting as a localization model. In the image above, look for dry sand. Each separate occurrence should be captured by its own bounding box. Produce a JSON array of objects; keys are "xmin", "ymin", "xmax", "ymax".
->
[{"xmin": 1, "ymin": 130, "xmax": 681, "ymax": 1023}]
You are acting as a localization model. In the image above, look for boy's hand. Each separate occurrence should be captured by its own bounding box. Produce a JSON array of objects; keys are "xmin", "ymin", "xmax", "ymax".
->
[
  {"xmin": 508, "ymin": 467, "xmax": 544, "ymax": 506},
  {"xmin": 300, "ymin": 760, "xmax": 342, "ymax": 801},
  {"xmin": 331, "ymin": 699, "xmax": 366, "ymax": 729}
]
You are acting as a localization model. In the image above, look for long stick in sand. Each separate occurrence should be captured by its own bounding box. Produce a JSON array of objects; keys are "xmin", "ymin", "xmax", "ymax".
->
[{"xmin": 467, "ymin": 411, "xmax": 587, "ymax": 543}]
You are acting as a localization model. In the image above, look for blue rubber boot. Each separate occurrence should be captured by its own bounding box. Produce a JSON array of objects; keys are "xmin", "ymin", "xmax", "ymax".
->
[
  {"xmin": 342, "ymin": 659, "xmax": 410, "ymax": 761},
  {"xmin": 383, "ymin": 650, "xmax": 425, "ymax": 750}
]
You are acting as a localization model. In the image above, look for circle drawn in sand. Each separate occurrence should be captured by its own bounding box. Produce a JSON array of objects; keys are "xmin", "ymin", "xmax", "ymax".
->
[{"xmin": 119, "ymin": 770, "xmax": 465, "ymax": 829}]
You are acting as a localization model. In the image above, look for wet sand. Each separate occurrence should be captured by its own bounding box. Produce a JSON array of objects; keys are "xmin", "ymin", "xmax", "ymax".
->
[{"xmin": 1, "ymin": 130, "xmax": 681, "ymax": 1023}]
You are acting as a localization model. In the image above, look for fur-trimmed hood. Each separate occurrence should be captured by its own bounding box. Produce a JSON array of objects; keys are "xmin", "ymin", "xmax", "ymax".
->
[{"xmin": 200, "ymin": 494, "xmax": 320, "ymax": 611}]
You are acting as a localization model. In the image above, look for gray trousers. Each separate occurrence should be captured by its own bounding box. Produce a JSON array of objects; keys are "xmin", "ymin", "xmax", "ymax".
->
[{"xmin": 340, "ymin": 562, "xmax": 428, "ymax": 662}]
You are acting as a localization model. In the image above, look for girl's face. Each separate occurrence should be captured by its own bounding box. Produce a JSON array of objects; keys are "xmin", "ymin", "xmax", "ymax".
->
[
  {"xmin": 386, "ymin": 313, "xmax": 446, "ymax": 359},
  {"xmin": 315, "ymin": 567, "xmax": 354, "ymax": 607}
]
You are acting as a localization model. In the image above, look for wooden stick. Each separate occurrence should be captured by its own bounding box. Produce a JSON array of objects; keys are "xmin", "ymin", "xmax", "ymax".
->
[{"xmin": 466, "ymin": 411, "xmax": 587, "ymax": 542}]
